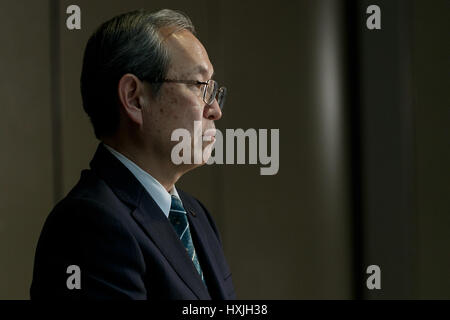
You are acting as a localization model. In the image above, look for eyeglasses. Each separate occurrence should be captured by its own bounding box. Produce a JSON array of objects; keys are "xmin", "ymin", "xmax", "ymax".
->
[{"xmin": 153, "ymin": 79, "xmax": 227, "ymax": 110}]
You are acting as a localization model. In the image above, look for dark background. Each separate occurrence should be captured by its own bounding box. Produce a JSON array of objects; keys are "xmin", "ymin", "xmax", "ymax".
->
[{"xmin": 0, "ymin": 0, "xmax": 448, "ymax": 299}]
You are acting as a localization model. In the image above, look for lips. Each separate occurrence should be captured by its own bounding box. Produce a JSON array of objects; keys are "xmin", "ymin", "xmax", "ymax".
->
[{"xmin": 203, "ymin": 128, "xmax": 216, "ymax": 138}]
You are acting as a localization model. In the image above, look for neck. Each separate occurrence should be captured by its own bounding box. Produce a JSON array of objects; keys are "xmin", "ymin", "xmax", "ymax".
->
[{"xmin": 102, "ymin": 137, "xmax": 184, "ymax": 192}]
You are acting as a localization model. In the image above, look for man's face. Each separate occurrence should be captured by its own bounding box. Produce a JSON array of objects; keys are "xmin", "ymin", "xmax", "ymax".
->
[{"xmin": 141, "ymin": 29, "xmax": 222, "ymax": 167}]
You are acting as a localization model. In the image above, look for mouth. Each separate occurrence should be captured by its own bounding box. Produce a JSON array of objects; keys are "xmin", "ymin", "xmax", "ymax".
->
[{"xmin": 203, "ymin": 128, "xmax": 216, "ymax": 139}]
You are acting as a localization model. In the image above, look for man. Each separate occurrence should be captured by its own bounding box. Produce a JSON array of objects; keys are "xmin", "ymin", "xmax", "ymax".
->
[{"xmin": 31, "ymin": 9, "xmax": 235, "ymax": 300}]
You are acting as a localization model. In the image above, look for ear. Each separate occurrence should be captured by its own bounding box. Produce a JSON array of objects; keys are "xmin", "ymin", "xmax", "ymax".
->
[{"xmin": 117, "ymin": 73, "xmax": 145, "ymax": 126}]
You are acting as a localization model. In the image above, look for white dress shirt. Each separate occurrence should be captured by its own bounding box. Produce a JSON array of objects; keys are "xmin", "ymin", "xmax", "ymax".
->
[{"xmin": 104, "ymin": 144, "xmax": 179, "ymax": 218}]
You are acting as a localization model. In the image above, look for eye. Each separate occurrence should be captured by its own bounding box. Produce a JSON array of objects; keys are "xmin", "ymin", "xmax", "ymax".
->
[{"xmin": 189, "ymin": 82, "xmax": 204, "ymax": 94}]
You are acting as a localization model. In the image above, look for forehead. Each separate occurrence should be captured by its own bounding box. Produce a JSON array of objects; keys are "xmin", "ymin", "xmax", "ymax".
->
[{"xmin": 162, "ymin": 29, "xmax": 213, "ymax": 78}]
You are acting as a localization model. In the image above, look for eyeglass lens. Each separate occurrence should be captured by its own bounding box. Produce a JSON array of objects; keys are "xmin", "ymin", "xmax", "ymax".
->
[{"xmin": 204, "ymin": 80, "xmax": 226, "ymax": 110}]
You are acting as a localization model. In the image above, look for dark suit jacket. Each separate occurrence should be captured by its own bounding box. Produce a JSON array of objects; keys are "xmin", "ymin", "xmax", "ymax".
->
[{"xmin": 30, "ymin": 143, "xmax": 236, "ymax": 300}]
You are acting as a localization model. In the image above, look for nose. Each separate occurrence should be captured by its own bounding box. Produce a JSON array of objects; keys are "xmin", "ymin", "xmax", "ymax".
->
[{"xmin": 203, "ymin": 99, "xmax": 222, "ymax": 121}]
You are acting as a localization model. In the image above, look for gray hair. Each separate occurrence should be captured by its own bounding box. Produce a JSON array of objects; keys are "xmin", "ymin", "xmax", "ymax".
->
[{"xmin": 80, "ymin": 9, "xmax": 196, "ymax": 139}]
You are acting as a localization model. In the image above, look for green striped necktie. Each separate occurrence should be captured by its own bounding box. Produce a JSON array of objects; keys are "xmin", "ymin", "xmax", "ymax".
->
[{"xmin": 168, "ymin": 195, "xmax": 206, "ymax": 286}]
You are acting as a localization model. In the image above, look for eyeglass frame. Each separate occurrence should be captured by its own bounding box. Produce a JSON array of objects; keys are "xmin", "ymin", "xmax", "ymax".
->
[{"xmin": 150, "ymin": 79, "xmax": 226, "ymax": 110}]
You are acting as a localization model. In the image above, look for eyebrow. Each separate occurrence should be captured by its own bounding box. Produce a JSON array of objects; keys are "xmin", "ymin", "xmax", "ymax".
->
[{"xmin": 192, "ymin": 65, "xmax": 215, "ymax": 79}]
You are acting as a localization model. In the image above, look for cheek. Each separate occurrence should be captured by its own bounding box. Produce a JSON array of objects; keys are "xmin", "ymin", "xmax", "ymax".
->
[
  {"xmin": 164, "ymin": 93, "xmax": 203, "ymax": 124},
  {"xmin": 149, "ymin": 88, "xmax": 204, "ymax": 145}
]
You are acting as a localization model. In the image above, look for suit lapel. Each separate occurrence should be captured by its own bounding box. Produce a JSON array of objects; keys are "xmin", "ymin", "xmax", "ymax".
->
[
  {"xmin": 90, "ymin": 143, "xmax": 210, "ymax": 299},
  {"xmin": 131, "ymin": 195, "xmax": 210, "ymax": 299}
]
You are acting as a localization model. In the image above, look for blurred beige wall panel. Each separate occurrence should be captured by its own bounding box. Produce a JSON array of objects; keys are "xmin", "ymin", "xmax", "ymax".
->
[
  {"xmin": 0, "ymin": 1, "xmax": 53, "ymax": 299},
  {"xmin": 218, "ymin": 0, "xmax": 352, "ymax": 299}
]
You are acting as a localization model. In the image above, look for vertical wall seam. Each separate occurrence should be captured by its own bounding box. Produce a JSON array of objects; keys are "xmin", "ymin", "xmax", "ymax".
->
[{"xmin": 346, "ymin": 0, "xmax": 364, "ymax": 300}]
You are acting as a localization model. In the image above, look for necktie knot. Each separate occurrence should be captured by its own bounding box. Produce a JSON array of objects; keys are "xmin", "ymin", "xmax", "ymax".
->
[
  {"xmin": 170, "ymin": 195, "xmax": 186, "ymax": 215},
  {"xmin": 169, "ymin": 196, "xmax": 188, "ymax": 229}
]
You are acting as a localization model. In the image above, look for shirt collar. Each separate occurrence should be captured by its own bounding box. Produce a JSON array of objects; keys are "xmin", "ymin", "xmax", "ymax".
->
[{"xmin": 103, "ymin": 144, "xmax": 179, "ymax": 218}]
